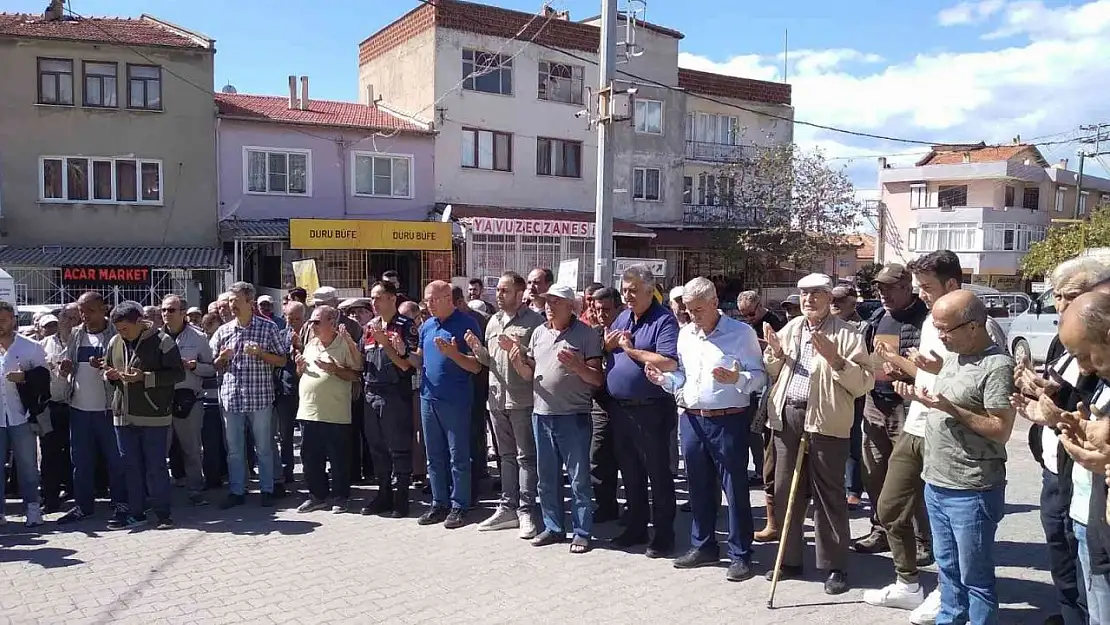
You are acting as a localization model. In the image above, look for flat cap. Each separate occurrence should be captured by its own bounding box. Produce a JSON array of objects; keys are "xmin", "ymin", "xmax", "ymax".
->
[
  {"xmin": 831, "ymin": 285, "xmax": 859, "ymax": 300},
  {"xmin": 797, "ymin": 273, "xmax": 833, "ymax": 291}
]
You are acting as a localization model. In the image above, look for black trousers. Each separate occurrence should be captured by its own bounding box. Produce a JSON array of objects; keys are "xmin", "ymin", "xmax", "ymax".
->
[
  {"xmin": 1039, "ymin": 468, "xmax": 1088, "ymax": 624},
  {"xmin": 301, "ymin": 420, "xmax": 351, "ymax": 500},
  {"xmin": 364, "ymin": 387, "xmax": 414, "ymax": 484},
  {"xmin": 471, "ymin": 379, "xmax": 490, "ymax": 481},
  {"xmin": 274, "ymin": 394, "xmax": 298, "ymax": 482},
  {"xmin": 590, "ymin": 404, "xmax": 619, "ymax": 516},
  {"xmin": 609, "ymin": 397, "xmax": 677, "ymax": 545},
  {"xmin": 349, "ymin": 398, "xmax": 372, "ymax": 481},
  {"xmin": 40, "ymin": 402, "xmax": 73, "ymax": 507},
  {"xmin": 201, "ymin": 402, "xmax": 228, "ymax": 487}
]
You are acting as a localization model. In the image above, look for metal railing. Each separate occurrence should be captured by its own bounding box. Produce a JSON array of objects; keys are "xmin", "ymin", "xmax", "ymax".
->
[
  {"xmin": 684, "ymin": 140, "xmax": 750, "ymax": 163},
  {"xmin": 682, "ymin": 204, "xmax": 764, "ymax": 227}
]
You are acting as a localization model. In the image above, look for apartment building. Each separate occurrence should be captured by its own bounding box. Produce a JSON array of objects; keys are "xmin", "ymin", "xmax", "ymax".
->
[
  {"xmin": 880, "ymin": 142, "xmax": 1110, "ymax": 288},
  {"xmin": 0, "ymin": 6, "xmax": 222, "ymax": 305},
  {"xmin": 215, "ymin": 79, "xmax": 442, "ymax": 300},
  {"xmin": 357, "ymin": 0, "xmax": 793, "ymax": 288}
]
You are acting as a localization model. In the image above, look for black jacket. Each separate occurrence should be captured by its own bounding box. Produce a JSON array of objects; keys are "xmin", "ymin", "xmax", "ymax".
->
[{"xmin": 16, "ymin": 365, "xmax": 51, "ymax": 420}]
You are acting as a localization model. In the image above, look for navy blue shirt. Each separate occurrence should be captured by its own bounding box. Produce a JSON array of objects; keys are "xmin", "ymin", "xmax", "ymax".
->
[
  {"xmin": 419, "ymin": 310, "xmax": 481, "ymax": 402},
  {"xmin": 605, "ymin": 301, "xmax": 680, "ymax": 401},
  {"xmin": 363, "ymin": 313, "xmax": 419, "ymax": 394}
]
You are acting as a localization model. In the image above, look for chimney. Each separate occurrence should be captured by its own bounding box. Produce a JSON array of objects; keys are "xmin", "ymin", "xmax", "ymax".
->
[
  {"xmin": 877, "ymin": 157, "xmax": 887, "ymax": 170},
  {"xmin": 287, "ymin": 75, "xmax": 298, "ymax": 109},
  {"xmin": 44, "ymin": 0, "xmax": 64, "ymax": 21},
  {"xmin": 365, "ymin": 84, "xmax": 375, "ymax": 106},
  {"xmin": 542, "ymin": 6, "xmax": 570, "ymax": 20},
  {"xmin": 1059, "ymin": 158, "xmax": 1069, "ymax": 170},
  {"xmin": 961, "ymin": 152, "xmax": 971, "ymax": 164},
  {"xmin": 300, "ymin": 76, "xmax": 309, "ymax": 111}
]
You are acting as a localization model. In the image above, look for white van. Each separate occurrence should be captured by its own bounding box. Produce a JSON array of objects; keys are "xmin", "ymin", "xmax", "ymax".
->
[{"xmin": 1006, "ymin": 289, "xmax": 1058, "ymax": 364}]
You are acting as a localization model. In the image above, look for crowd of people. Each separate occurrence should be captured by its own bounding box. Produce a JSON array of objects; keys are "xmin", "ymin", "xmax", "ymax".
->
[{"xmin": 2, "ymin": 252, "xmax": 1110, "ymax": 624}]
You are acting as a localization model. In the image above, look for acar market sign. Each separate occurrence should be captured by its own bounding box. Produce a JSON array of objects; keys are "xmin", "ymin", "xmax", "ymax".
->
[
  {"xmin": 468, "ymin": 217, "xmax": 594, "ymax": 238},
  {"xmin": 62, "ymin": 266, "xmax": 151, "ymax": 285}
]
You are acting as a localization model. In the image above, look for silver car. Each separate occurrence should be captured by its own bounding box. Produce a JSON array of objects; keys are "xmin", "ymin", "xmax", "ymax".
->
[{"xmin": 1006, "ymin": 289, "xmax": 1058, "ymax": 365}]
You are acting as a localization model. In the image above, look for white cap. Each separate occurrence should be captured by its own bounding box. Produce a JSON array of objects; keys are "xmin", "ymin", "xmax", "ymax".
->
[
  {"xmin": 312, "ymin": 286, "xmax": 338, "ymax": 302},
  {"xmin": 38, "ymin": 314, "xmax": 59, "ymax": 326},
  {"xmin": 668, "ymin": 286, "xmax": 685, "ymax": 301},
  {"xmin": 797, "ymin": 273, "xmax": 833, "ymax": 291},
  {"xmin": 186, "ymin": 307, "xmax": 203, "ymax": 315},
  {"xmin": 257, "ymin": 295, "xmax": 274, "ymax": 305},
  {"xmin": 541, "ymin": 284, "xmax": 576, "ymax": 301},
  {"xmin": 467, "ymin": 299, "xmax": 488, "ymax": 313}
]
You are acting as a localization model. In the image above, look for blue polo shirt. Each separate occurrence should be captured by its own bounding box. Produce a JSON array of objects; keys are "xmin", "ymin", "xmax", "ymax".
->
[
  {"xmin": 419, "ymin": 310, "xmax": 481, "ymax": 402},
  {"xmin": 605, "ymin": 301, "xmax": 680, "ymax": 401}
]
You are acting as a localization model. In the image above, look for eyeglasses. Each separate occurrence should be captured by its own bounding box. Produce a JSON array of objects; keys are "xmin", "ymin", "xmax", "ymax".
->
[
  {"xmin": 936, "ymin": 319, "xmax": 974, "ymax": 336},
  {"xmin": 161, "ymin": 307, "xmax": 178, "ymax": 313}
]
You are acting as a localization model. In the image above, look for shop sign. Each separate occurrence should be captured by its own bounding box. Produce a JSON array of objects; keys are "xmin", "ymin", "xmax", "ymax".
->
[
  {"xmin": 289, "ymin": 219, "xmax": 451, "ymax": 251},
  {"xmin": 613, "ymin": 257, "xmax": 667, "ymax": 278},
  {"xmin": 62, "ymin": 266, "xmax": 151, "ymax": 285},
  {"xmin": 468, "ymin": 217, "xmax": 594, "ymax": 238}
]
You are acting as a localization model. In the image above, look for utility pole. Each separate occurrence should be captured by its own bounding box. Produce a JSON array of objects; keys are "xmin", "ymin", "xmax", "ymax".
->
[
  {"xmin": 875, "ymin": 157, "xmax": 887, "ymax": 265},
  {"xmin": 592, "ymin": 0, "xmax": 617, "ymax": 285},
  {"xmin": 1077, "ymin": 123, "xmax": 1110, "ymax": 218}
]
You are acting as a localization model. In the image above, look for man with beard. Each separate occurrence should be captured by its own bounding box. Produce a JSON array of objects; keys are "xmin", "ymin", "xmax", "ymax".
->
[
  {"xmin": 526, "ymin": 268, "xmax": 553, "ymax": 316},
  {"xmin": 589, "ymin": 287, "xmax": 622, "ymax": 522},
  {"xmin": 0, "ymin": 301, "xmax": 49, "ymax": 526}
]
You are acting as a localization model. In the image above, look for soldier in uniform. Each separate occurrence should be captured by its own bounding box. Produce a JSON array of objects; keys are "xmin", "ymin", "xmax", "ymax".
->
[{"xmin": 360, "ymin": 280, "xmax": 420, "ymax": 518}]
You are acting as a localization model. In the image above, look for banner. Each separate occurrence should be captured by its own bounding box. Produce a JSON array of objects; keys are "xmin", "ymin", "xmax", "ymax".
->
[
  {"xmin": 289, "ymin": 219, "xmax": 451, "ymax": 251},
  {"xmin": 290, "ymin": 259, "xmax": 320, "ymax": 301}
]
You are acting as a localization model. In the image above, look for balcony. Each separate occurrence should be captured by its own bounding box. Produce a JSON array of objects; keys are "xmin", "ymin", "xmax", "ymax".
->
[
  {"xmin": 684, "ymin": 140, "xmax": 750, "ymax": 164},
  {"xmin": 682, "ymin": 204, "xmax": 763, "ymax": 227}
]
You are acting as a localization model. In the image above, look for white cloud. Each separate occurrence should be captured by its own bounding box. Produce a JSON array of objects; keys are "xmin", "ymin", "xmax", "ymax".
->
[
  {"xmin": 678, "ymin": 0, "xmax": 1110, "ymax": 185},
  {"xmin": 938, "ymin": 0, "xmax": 1006, "ymax": 26}
]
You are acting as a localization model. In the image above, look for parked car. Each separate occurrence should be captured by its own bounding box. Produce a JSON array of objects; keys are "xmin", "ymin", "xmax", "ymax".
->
[{"xmin": 1006, "ymin": 289, "xmax": 1058, "ymax": 364}]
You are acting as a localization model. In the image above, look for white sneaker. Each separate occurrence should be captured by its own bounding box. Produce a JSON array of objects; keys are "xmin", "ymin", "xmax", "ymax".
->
[
  {"xmin": 909, "ymin": 589, "xmax": 941, "ymax": 625},
  {"xmin": 518, "ymin": 509, "xmax": 538, "ymax": 539},
  {"xmin": 24, "ymin": 502, "xmax": 43, "ymax": 528},
  {"xmin": 477, "ymin": 506, "xmax": 519, "ymax": 532},
  {"xmin": 863, "ymin": 581, "xmax": 924, "ymax": 610}
]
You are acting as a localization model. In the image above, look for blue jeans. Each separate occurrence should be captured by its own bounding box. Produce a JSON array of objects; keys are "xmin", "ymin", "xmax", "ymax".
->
[
  {"xmin": 421, "ymin": 398, "xmax": 471, "ymax": 510},
  {"xmin": 223, "ymin": 408, "xmax": 275, "ymax": 495},
  {"xmin": 116, "ymin": 425, "xmax": 171, "ymax": 518},
  {"xmin": 0, "ymin": 422, "xmax": 40, "ymax": 513},
  {"xmin": 681, "ymin": 407, "xmax": 754, "ymax": 563},
  {"xmin": 1039, "ymin": 469, "xmax": 1087, "ymax": 625},
  {"xmin": 534, "ymin": 413, "xmax": 593, "ymax": 538},
  {"xmin": 925, "ymin": 483, "xmax": 1004, "ymax": 625},
  {"xmin": 70, "ymin": 409, "xmax": 126, "ymax": 513},
  {"xmin": 1076, "ymin": 521, "xmax": 1110, "ymax": 625}
]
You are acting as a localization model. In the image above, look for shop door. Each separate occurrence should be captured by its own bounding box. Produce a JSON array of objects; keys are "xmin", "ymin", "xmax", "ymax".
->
[{"xmin": 369, "ymin": 252, "xmax": 417, "ymax": 299}]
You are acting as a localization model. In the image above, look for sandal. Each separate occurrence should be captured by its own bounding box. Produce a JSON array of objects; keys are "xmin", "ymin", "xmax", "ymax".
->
[{"xmin": 570, "ymin": 535, "xmax": 591, "ymax": 554}]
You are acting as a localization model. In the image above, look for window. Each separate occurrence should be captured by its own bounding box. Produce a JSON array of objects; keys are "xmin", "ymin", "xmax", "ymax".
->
[
  {"xmin": 461, "ymin": 128, "xmax": 512, "ymax": 172},
  {"xmin": 633, "ymin": 168, "xmax": 661, "ymax": 201},
  {"xmin": 462, "ymin": 49, "xmax": 513, "ymax": 95},
  {"xmin": 682, "ymin": 176, "xmax": 692, "ymax": 204},
  {"xmin": 685, "ymin": 112, "xmax": 739, "ymax": 144},
  {"xmin": 353, "ymin": 152, "xmax": 412, "ymax": 198},
  {"xmin": 245, "ymin": 149, "xmax": 310, "ymax": 195},
  {"xmin": 37, "ymin": 58, "xmax": 73, "ymax": 105},
  {"xmin": 983, "ymin": 223, "xmax": 1047, "ymax": 252},
  {"xmin": 1080, "ymin": 191, "xmax": 1090, "ymax": 215},
  {"xmin": 537, "ymin": 61, "xmax": 584, "ymax": 104},
  {"xmin": 1004, "ymin": 185, "xmax": 1015, "ymax": 207},
  {"xmin": 696, "ymin": 172, "xmax": 735, "ymax": 205},
  {"xmin": 909, "ymin": 183, "xmax": 927, "ymax": 209},
  {"xmin": 83, "ymin": 61, "xmax": 117, "ymax": 107},
  {"xmin": 39, "ymin": 156, "xmax": 162, "ymax": 204},
  {"xmin": 937, "ymin": 185, "xmax": 967, "ymax": 208},
  {"xmin": 1023, "ymin": 187, "xmax": 1040, "ymax": 210},
  {"xmin": 634, "ymin": 99, "xmax": 663, "ymax": 134},
  {"xmin": 127, "ymin": 64, "xmax": 162, "ymax": 110},
  {"xmin": 1055, "ymin": 187, "xmax": 1067, "ymax": 212},
  {"xmin": 907, "ymin": 227, "xmax": 918, "ymax": 251},
  {"xmin": 915, "ymin": 222, "xmax": 977, "ymax": 252},
  {"xmin": 536, "ymin": 138, "xmax": 582, "ymax": 178}
]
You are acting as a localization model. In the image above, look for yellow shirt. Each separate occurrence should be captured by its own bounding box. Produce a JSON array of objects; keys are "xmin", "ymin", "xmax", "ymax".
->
[{"xmin": 297, "ymin": 335, "xmax": 362, "ymax": 424}]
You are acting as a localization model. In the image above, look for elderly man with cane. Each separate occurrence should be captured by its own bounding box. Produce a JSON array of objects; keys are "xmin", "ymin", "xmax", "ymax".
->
[{"xmin": 763, "ymin": 273, "xmax": 873, "ymax": 600}]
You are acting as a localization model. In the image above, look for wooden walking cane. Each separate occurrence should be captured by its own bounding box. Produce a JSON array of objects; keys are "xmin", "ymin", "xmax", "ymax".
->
[{"xmin": 767, "ymin": 432, "xmax": 809, "ymax": 609}]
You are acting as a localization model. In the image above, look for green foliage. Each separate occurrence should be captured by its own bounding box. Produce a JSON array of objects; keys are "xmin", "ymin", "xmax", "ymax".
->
[
  {"xmin": 1021, "ymin": 204, "xmax": 1110, "ymax": 277},
  {"xmin": 854, "ymin": 263, "xmax": 883, "ymax": 299}
]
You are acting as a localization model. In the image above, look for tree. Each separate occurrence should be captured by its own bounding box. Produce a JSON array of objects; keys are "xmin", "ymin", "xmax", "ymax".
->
[
  {"xmin": 1021, "ymin": 204, "xmax": 1110, "ymax": 277},
  {"xmin": 700, "ymin": 144, "xmax": 867, "ymax": 288},
  {"xmin": 855, "ymin": 263, "xmax": 883, "ymax": 299}
]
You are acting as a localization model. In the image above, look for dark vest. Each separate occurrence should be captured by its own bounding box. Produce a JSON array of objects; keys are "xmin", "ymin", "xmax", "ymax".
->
[{"xmin": 864, "ymin": 297, "xmax": 928, "ymax": 406}]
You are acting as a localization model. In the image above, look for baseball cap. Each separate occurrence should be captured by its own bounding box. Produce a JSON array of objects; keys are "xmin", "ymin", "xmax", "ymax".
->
[
  {"xmin": 257, "ymin": 295, "xmax": 274, "ymax": 305},
  {"xmin": 831, "ymin": 285, "xmax": 859, "ymax": 300},
  {"xmin": 797, "ymin": 273, "xmax": 833, "ymax": 291},
  {"xmin": 38, "ymin": 314, "xmax": 59, "ymax": 326},
  {"xmin": 872, "ymin": 263, "xmax": 909, "ymax": 285},
  {"xmin": 186, "ymin": 307, "xmax": 203, "ymax": 315},
  {"xmin": 668, "ymin": 286, "xmax": 685, "ymax": 301},
  {"xmin": 540, "ymin": 284, "xmax": 576, "ymax": 301}
]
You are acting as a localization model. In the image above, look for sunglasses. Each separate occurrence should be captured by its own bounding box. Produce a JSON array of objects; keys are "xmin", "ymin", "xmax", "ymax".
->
[{"xmin": 161, "ymin": 307, "xmax": 179, "ymax": 313}]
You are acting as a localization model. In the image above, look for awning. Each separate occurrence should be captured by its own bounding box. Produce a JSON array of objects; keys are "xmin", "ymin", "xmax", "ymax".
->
[
  {"xmin": 0, "ymin": 246, "xmax": 227, "ymax": 269},
  {"xmin": 438, "ymin": 203, "xmax": 655, "ymax": 238},
  {"xmin": 219, "ymin": 219, "xmax": 289, "ymax": 241}
]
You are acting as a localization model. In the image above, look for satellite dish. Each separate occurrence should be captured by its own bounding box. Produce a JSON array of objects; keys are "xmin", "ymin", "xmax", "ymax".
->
[
  {"xmin": 440, "ymin": 204, "xmax": 453, "ymax": 222},
  {"xmin": 221, "ymin": 84, "xmax": 238, "ymax": 94}
]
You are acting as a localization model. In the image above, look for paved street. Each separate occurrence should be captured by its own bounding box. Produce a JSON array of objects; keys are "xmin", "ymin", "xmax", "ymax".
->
[{"xmin": 1, "ymin": 421, "xmax": 1056, "ymax": 624}]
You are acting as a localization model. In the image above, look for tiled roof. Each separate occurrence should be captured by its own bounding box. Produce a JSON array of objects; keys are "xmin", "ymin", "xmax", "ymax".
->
[
  {"xmin": 0, "ymin": 13, "xmax": 211, "ymax": 49},
  {"xmin": 216, "ymin": 94, "xmax": 430, "ymax": 133},
  {"xmin": 440, "ymin": 203, "xmax": 653, "ymax": 235},
  {"xmin": 0, "ymin": 246, "xmax": 226, "ymax": 268},
  {"xmin": 678, "ymin": 68, "xmax": 792, "ymax": 106},
  {"xmin": 915, "ymin": 143, "xmax": 1047, "ymax": 167},
  {"xmin": 359, "ymin": 0, "xmax": 681, "ymax": 65},
  {"xmin": 845, "ymin": 234, "xmax": 875, "ymax": 260},
  {"xmin": 219, "ymin": 219, "xmax": 290, "ymax": 240}
]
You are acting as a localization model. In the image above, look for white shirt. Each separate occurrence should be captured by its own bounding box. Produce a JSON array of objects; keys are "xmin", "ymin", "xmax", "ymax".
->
[
  {"xmin": 1070, "ymin": 383, "xmax": 1110, "ymax": 525},
  {"xmin": 0, "ymin": 334, "xmax": 48, "ymax": 427},
  {"xmin": 661, "ymin": 313, "xmax": 767, "ymax": 410},
  {"xmin": 71, "ymin": 330, "xmax": 110, "ymax": 412},
  {"xmin": 42, "ymin": 332, "xmax": 70, "ymax": 403}
]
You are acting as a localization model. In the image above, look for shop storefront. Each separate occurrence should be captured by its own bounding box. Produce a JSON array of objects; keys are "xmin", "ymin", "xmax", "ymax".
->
[{"xmin": 0, "ymin": 246, "xmax": 226, "ymax": 307}]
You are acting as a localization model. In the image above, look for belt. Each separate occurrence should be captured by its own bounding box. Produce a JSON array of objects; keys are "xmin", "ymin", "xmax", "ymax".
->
[
  {"xmin": 615, "ymin": 398, "xmax": 665, "ymax": 407},
  {"xmin": 784, "ymin": 398, "xmax": 808, "ymax": 408},
  {"xmin": 685, "ymin": 407, "xmax": 747, "ymax": 417}
]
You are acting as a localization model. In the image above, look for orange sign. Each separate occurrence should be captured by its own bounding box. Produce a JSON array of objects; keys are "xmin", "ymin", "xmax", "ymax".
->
[{"xmin": 290, "ymin": 219, "xmax": 451, "ymax": 251}]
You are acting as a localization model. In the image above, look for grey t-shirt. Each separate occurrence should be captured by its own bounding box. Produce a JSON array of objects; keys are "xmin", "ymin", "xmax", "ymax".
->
[
  {"xmin": 921, "ymin": 344, "xmax": 1015, "ymax": 491},
  {"xmin": 529, "ymin": 318, "xmax": 603, "ymax": 416}
]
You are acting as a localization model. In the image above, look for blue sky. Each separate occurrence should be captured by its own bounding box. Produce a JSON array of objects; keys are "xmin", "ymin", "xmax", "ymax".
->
[{"xmin": 11, "ymin": 0, "xmax": 1110, "ymax": 184}]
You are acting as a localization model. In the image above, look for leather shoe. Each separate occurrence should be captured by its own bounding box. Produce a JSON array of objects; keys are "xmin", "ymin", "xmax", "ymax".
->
[
  {"xmin": 765, "ymin": 564, "xmax": 802, "ymax": 581},
  {"xmin": 824, "ymin": 570, "xmax": 849, "ymax": 595},
  {"xmin": 673, "ymin": 548, "xmax": 718, "ymax": 569}
]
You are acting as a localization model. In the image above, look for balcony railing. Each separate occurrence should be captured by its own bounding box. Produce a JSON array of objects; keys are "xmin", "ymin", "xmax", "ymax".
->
[
  {"xmin": 682, "ymin": 204, "xmax": 764, "ymax": 227},
  {"xmin": 684, "ymin": 140, "xmax": 750, "ymax": 164}
]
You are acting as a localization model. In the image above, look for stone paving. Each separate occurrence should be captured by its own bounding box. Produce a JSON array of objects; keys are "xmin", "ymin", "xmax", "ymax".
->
[{"xmin": 0, "ymin": 421, "xmax": 1057, "ymax": 624}]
